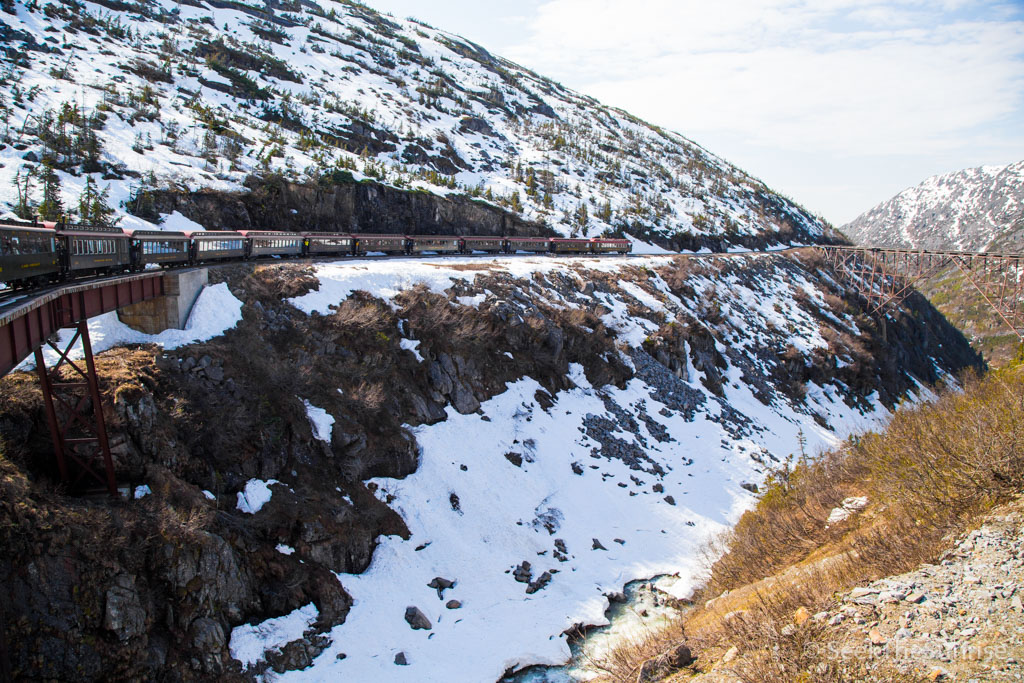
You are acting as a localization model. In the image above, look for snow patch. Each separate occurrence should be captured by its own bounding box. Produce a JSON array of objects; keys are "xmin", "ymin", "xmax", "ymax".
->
[
  {"xmin": 236, "ymin": 479, "xmax": 279, "ymax": 515},
  {"xmin": 229, "ymin": 603, "xmax": 319, "ymax": 670},
  {"xmin": 302, "ymin": 400, "xmax": 335, "ymax": 443},
  {"xmin": 400, "ymin": 338, "xmax": 424, "ymax": 362}
]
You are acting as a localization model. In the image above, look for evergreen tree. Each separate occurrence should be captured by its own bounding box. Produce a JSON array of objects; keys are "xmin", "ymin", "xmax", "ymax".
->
[
  {"xmin": 575, "ymin": 202, "xmax": 589, "ymax": 230},
  {"xmin": 13, "ymin": 166, "xmax": 35, "ymax": 220},
  {"xmin": 78, "ymin": 176, "xmax": 118, "ymax": 226},
  {"xmin": 37, "ymin": 160, "xmax": 63, "ymax": 221}
]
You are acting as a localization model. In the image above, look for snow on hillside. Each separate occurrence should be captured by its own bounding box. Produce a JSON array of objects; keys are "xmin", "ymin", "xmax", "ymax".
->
[
  {"xmin": 198, "ymin": 251, "xmax": 915, "ymax": 680},
  {"xmin": 0, "ymin": 0, "xmax": 825, "ymax": 246},
  {"xmin": 842, "ymin": 160, "xmax": 1024, "ymax": 252}
]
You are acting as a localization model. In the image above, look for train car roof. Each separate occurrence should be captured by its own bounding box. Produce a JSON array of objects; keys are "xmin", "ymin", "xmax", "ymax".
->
[
  {"xmin": 408, "ymin": 234, "xmax": 461, "ymax": 239},
  {"xmin": 238, "ymin": 230, "xmax": 303, "ymax": 237},
  {"xmin": 461, "ymin": 235, "xmax": 504, "ymax": 240},
  {"xmin": 352, "ymin": 233, "xmax": 409, "ymax": 239},
  {"xmin": 303, "ymin": 233, "xmax": 354, "ymax": 238},
  {"xmin": 62, "ymin": 229, "xmax": 131, "ymax": 239},
  {"xmin": 123, "ymin": 229, "xmax": 188, "ymax": 238},
  {"xmin": 0, "ymin": 223, "xmax": 57, "ymax": 234},
  {"xmin": 550, "ymin": 237, "xmax": 590, "ymax": 242},
  {"xmin": 59, "ymin": 223, "xmax": 126, "ymax": 234},
  {"xmin": 185, "ymin": 230, "xmax": 244, "ymax": 238},
  {"xmin": 506, "ymin": 235, "xmax": 551, "ymax": 240}
]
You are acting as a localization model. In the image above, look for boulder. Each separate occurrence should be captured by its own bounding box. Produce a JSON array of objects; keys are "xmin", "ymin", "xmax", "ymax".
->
[
  {"xmin": 104, "ymin": 574, "xmax": 147, "ymax": 641},
  {"xmin": 404, "ymin": 606, "xmax": 432, "ymax": 630},
  {"xmin": 513, "ymin": 561, "xmax": 532, "ymax": 583},
  {"xmin": 427, "ymin": 577, "xmax": 455, "ymax": 599}
]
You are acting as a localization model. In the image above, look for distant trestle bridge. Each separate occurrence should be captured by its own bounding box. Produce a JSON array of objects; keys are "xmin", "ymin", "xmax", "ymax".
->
[
  {"xmin": 1, "ymin": 245, "xmax": 1022, "ymax": 497},
  {"xmin": 815, "ymin": 245, "xmax": 1024, "ymax": 343}
]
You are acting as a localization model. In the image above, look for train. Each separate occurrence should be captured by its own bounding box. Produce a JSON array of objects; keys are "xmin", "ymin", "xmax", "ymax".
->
[{"xmin": 0, "ymin": 219, "xmax": 631, "ymax": 290}]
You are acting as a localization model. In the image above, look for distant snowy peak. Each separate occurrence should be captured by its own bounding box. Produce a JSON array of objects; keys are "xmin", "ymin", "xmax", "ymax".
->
[
  {"xmin": 0, "ymin": 0, "xmax": 826, "ymax": 247},
  {"xmin": 842, "ymin": 160, "xmax": 1024, "ymax": 252}
]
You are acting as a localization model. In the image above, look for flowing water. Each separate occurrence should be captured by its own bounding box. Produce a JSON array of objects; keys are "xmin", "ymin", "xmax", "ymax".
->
[{"xmin": 505, "ymin": 575, "xmax": 690, "ymax": 682}]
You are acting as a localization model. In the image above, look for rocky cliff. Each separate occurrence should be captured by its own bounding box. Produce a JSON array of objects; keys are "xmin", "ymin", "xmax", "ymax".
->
[{"xmin": 0, "ymin": 251, "xmax": 980, "ymax": 680}]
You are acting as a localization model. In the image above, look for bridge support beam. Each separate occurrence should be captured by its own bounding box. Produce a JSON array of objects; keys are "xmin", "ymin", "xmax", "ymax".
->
[
  {"xmin": 117, "ymin": 268, "xmax": 208, "ymax": 334},
  {"xmin": 34, "ymin": 319, "xmax": 117, "ymax": 496}
]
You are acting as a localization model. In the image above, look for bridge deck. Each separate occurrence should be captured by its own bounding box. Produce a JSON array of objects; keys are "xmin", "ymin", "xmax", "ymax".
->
[{"xmin": 0, "ymin": 271, "xmax": 168, "ymax": 376}]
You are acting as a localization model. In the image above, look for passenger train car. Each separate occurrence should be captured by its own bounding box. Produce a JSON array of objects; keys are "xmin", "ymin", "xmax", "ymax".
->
[{"xmin": 0, "ymin": 218, "xmax": 631, "ymax": 290}]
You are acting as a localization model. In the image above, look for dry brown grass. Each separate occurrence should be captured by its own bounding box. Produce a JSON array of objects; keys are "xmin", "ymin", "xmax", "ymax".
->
[
  {"xmin": 433, "ymin": 262, "xmax": 503, "ymax": 272},
  {"xmin": 604, "ymin": 363, "xmax": 1024, "ymax": 682},
  {"xmin": 582, "ymin": 616, "xmax": 687, "ymax": 682}
]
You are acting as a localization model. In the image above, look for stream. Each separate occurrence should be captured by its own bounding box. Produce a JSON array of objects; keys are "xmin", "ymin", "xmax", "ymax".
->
[{"xmin": 503, "ymin": 575, "xmax": 691, "ymax": 682}]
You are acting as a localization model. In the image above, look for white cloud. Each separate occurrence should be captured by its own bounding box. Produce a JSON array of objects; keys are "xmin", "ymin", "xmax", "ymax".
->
[
  {"xmin": 503, "ymin": 0, "xmax": 1024, "ymax": 221},
  {"xmin": 507, "ymin": 0, "xmax": 1024, "ymax": 156}
]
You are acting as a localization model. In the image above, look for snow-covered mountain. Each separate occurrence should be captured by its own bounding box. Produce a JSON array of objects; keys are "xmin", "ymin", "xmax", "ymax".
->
[
  {"xmin": 0, "ymin": 0, "xmax": 830, "ymax": 249},
  {"xmin": 842, "ymin": 160, "xmax": 1024, "ymax": 252}
]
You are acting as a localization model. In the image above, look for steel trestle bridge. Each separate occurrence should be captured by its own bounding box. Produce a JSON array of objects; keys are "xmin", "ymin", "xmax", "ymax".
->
[{"xmin": 815, "ymin": 246, "xmax": 1024, "ymax": 343}]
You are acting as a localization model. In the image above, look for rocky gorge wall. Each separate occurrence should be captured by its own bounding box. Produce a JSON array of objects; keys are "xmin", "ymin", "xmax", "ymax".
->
[
  {"xmin": 0, "ymin": 251, "xmax": 981, "ymax": 681},
  {"xmin": 142, "ymin": 176, "xmax": 551, "ymax": 237}
]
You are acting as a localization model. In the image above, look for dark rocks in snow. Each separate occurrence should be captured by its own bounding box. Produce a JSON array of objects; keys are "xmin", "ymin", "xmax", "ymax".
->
[
  {"xmin": 513, "ymin": 561, "xmax": 533, "ymax": 583},
  {"xmin": 526, "ymin": 571, "xmax": 553, "ymax": 594},
  {"xmin": 394, "ymin": 651, "xmax": 409, "ymax": 665},
  {"xmin": 740, "ymin": 482, "xmax": 759, "ymax": 493},
  {"xmin": 592, "ymin": 538, "xmax": 608, "ymax": 551},
  {"xmin": 404, "ymin": 606, "xmax": 432, "ymax": 630},
  {"xmin": 459, "ymin": 115, "xmax": 500, "ymax": 138},
  {"xmin": 553, "ymin": 539, "xmax": 569, "ymax": 562},
  {"xmin": 449, "ymin": 492, "xmax": 462, "ymax": 513},
  {"xmin": 445, "ymin": 599, "xmax": 462, "ymax": 609},
  {"xmin": 428, "ymin": 577, "xmax": 455, "ymax": 599},
  {"xmin": 504, "ymin": 452, "xmax": 524, "ymax": 467},
  {"xmin": 664, "ymin": 495, "xmax": 676, "ymax": 506}
]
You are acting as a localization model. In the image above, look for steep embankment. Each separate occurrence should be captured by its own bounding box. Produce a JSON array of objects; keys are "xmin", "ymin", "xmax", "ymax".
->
[
  {"xmin": 0, "ymin": 0, "xmax": 833, "ymax": 249},
  {"xmin": 0, "ymin": 251, "xmax": 978, "ymax": 681},
  {"xmin": 606, "ymin": 363, "xmax": 1024, "ymax": 683}
]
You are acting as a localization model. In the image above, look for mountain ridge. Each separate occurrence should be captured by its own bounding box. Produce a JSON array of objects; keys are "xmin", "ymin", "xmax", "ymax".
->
[
  {"xmin": 841, "ymin": 160, "xmax": 1024, "ymax": 252},
  {"xmin": 0, "ymin": 0, "xmax": 832, "ymax": 249}
]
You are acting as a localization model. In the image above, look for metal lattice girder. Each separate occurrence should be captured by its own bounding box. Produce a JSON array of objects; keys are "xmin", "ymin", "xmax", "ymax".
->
[
  {"xmin": 948, "ymin": 253, "xmax": 1024, "ymax": 341},
  {"xmin": 817, "ymin": 246, "xmax": 1024, "ymax": 342},
  {"xmin": 34, "ymin": 319, "xmax": 117, "ymax": 496}
]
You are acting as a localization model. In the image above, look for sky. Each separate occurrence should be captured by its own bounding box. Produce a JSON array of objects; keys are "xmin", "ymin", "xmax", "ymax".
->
[{"xmin": 363, "ymin": 0, "xmax": 1024, "ymax": 225}]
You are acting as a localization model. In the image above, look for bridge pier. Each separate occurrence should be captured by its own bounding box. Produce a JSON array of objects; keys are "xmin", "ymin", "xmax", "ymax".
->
[
  {"xmin": 34, "ymin": 319, "xmax": 117, "ymax": 496},
  {"xmin": 117, "ymin": 268, "xmax": 208, "ymax": 334}
]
